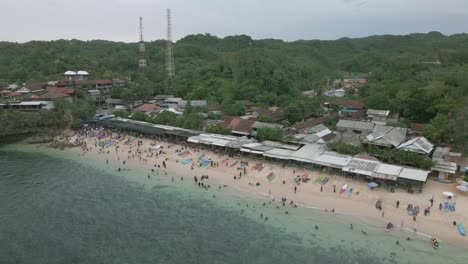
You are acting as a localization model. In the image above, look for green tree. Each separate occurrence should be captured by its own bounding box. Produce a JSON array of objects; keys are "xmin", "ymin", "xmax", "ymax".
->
[
  {"xmin": 423, "ymin": 114, "xmax": 455, "ymax": 144},
  {"xmin": 258, "ymin": 115, "xmax": 273, "ymax": 123},
  {"xmin": 206, "ymin": 124, "xmax": 231, "ymax": 135},
  {"xmin": 256, "ymin": 127, "xmax": 283, "ymax": 141},
  {"xmin": 284, "ymin": 103, "xmax": 305, "ymax": 124}
]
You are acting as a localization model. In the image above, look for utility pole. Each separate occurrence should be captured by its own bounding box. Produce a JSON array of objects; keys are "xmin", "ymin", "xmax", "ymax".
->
[{"xmin": 138, "ymin": 16, "xmax": 146, "ymax": 69}]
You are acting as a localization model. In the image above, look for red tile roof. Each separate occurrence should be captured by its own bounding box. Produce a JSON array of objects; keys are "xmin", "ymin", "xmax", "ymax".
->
[
  {"xmin": 135, "ymin": 104, "xmax": 160, "ymax": 112},
  {"xmin": 95, "ymin": 80, "xmax": 113, "ymax": 85},
  {"xmin": 45, "ymin": 87, "xmax": 76, "ymax": 95},
  {"xmin": 411, "ymin": 123, "xmax": 426, "ymax": 133},
  {"xmin": 41, "ymin": 89, "xmax": 71, "ymax": 99},
  {"xmin": 290, "ymin": 117, "xmax": 325, "ymax": 130},
  {"xmin": 333, "ymin": 99, "xmax": 364, "ymax": 109},
  {"xmin": 9, "ymin": 92, "xmax": 21, "ymax": 96},
  {"xmin": 0, "ymin": 89, "xmax": 11, "ymax": 94},
  {"xmin": 222, "ymin": 116, "xmax": 256, "ymax": 134},
  {"xmin": 26, "ymin": 82, "xmax": 46, "ymax": 91}
]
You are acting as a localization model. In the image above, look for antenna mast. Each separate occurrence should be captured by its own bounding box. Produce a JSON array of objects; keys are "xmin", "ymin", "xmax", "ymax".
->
[
  {"xmin": 138, "ymin": 16, "xmax": 146, "ymax": 68},
  {"xmin": 166, "ymin": 9, "xmax": 175, "ymax": 78}
]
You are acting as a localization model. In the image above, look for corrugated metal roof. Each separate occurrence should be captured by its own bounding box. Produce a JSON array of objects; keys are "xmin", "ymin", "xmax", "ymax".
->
[
  {"xmin": 366, "ymin": 125, "xmax": 407, "ymax": 147},
  {"xmin": 397, "ymin": 137, "xmax": 433, "ymax": 154},
  {"xmin": 367, "ymin": 109, "xmax": 390, "ymax": 116},
  {"xmin": 431, "ymin": 159, "xmax": 457, "ymax": 174},
  {"xmin": 398, "ymin": 168, "xmax": 429, "ymax": 182},
  {"xmin": 343, "ymin": 158, "xmax": 380, "ymax": 176},
  {"xmin": 313, "ymin": 152, "xmax": 353, "ymax": 169},
  {"xmin": 337, "ymin": 119, "xmax": 375, "ymax": 131},
  {"xmin": 263, "ymin": 148, "xmax": 295, "ymax": 160},
  {"xmin": 374, "ymin": 164, "xmax": 402, "ymax": 176},
  {"xmin": 252, "ymin": 121, "xmax": 283, "ymax": 129},
  {"xmin": 290, "ymin": 144, "xmax": 325, "ymax": 163}
]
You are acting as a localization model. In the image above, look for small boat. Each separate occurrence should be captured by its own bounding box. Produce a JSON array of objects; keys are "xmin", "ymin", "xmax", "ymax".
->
[
  {"xmin": 181, "ymin": 158, "xmax": 192, "ymax": 165},
  {"xmin": 197, "ymin": 154, "xmax": 205, "ymax": 161},
  {"xmin": 229, "ymin": 161, "xmax": 239, "ymax": 168},
  {"xmin": 340, "ymin": 184, "xmax": 347, "ymax": 194},
  {"xmin": 266, "ymin": 172, "xmax": 276, "ymax": 182},
  {"xmin": 385, "ymin": 222, "xmax": 393, "ymax": 232},
  {"xmin": 315, "ymin": 175, "xmax": 325, "ymax": 183},
  {"xmin": 347, "ymin": 187, "xmax": 354, "ymax": 196},
  {"xmin": 458, "ymin": 224, "xmax": 466, "ymax": 236},
  {"xmin": 201, "ymin": 160, "xmax": 211, "ymax": 167},
  {"xmin": 431, "ymin": 238, "xmax": 440, "ymax": 249}
]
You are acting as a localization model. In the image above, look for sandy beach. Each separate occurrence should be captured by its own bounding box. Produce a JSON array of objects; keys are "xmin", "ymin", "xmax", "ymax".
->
[{"xmin": 61, "ymin": 129, "xmax": 468, "ymax": 248}]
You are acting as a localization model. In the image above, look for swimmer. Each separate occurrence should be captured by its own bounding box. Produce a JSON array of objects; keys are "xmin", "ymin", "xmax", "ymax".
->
[{"xmin": 315, "ymin": 225, "xmax": 319, "ymax": 230}]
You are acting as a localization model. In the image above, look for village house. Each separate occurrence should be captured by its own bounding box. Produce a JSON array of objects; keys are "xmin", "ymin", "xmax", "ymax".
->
[
  {"xmin": 287, "ymin": 117, "xmax": 325, "ymax": 134},
  {"xmin": 397, "ymin": 136, "xmax": 434, "ymax": 155},
  {"xmin": 366, "ymin": 109, "xmax": 390, "ymax": 124},
  {"xmin": 221, "ymin": 116, "xmax": 256, "ymax": 137},
  {"xmin": 106, "ymin": 99, "xmax": 127, "ymax": 110},
  {"xmin": 134, "ymin": 103, "xmax": 161, "ymax": 115},
  {"xmin": 336, "ymin": 119, "xmax": 375, "ymax": 135},
  {"xmin": 431, "ymin": 147, "xmax": 458, "ymax": 179},
  {"xmin": 364, "ymin": 125, "xmax": 407, "ymax": 148},
  {"xmin": 41, "ymin": 87, "xmax": 76, "ymax": 102},
  {"xmin": 87, "ymin": 89, "xmax": 108, "ymax": 104}
]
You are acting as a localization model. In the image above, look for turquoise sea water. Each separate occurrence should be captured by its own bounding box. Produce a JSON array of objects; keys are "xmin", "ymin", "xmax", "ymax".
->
[{"xmin": 0, "ymin": 144, "xmax": 466, "ymax": 264}]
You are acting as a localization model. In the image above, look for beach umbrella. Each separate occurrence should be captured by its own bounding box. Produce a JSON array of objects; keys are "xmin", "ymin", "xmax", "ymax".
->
[
  {"xmin": 456, "ymin": 185, "xmax": 468, "ymax": 192},
  {"xmin": 368, "ymin": 182, "xmax": 379, "ymax": 188},
  {"xmin": 458, "ymin": 181, "xmax": 468, "ymax": 187},
  {"xmin": 442, "ymin": 191, "xmax": 454, "ymax": 197}
]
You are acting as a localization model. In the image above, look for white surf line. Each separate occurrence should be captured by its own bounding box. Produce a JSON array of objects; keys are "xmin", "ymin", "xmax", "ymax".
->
[{"xmin": 228, "ymin": 184, "xmax": 436, "ymax": 241}]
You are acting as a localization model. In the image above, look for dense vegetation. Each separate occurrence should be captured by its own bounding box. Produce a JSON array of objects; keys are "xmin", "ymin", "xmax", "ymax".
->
[
  {"xmin": 0, "ymin": 98, "xmax": 95, "ymax": 136},
  {"xmin": 0, "ymin": 32, "xmax": 467, "ymax": 152}
]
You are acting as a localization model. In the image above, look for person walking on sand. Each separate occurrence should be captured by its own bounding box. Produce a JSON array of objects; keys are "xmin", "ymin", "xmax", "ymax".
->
[
  {"xmin": 430, "ymin": 197, "xmax": 434, "ymax": 207},
  {"xmin": 294, "ymin": 186, "xmax": 297, "ymax": 194},
  {"xmin": 320, "ymin": 184, "xmax": 323, "ymax": 192},
  {"xmin": 396, "ymin": 200, "xmax": 400, "ymax": 208},
  {"xmin": 382, "ymin": 211, "xmax": 384, "ymax": 218},
  {"xmin": 333, "ymin": 184, "xmax": 336, "ymax": 193}
]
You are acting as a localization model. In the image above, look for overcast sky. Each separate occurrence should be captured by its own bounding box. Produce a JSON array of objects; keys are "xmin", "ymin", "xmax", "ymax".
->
[{"xmin": 1, "ymin": 0, "xmax": 468, "ymax": 43}]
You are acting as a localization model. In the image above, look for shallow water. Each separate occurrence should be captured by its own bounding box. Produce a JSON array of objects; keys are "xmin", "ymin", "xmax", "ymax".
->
[{"xmin": 0, "ymin": 144, "xmax": 466, "ymax": 264}]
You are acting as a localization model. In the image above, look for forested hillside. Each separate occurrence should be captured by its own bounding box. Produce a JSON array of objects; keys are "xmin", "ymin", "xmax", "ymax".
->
[{"xmin": 0, "ymin": 32, "xmax": 467, "ymax": 152}]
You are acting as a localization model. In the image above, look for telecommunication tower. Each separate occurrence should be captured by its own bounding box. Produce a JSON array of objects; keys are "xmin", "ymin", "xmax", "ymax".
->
[
  {"xmin": 138, "ymin": 16, "xmax": 146, "ymax": 68},
  {"xmin": 166, "ymin": 9, "xmax": 175, "ymax": 78}
]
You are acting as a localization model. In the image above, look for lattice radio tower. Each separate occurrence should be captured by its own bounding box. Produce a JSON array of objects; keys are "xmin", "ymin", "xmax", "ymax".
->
[
  {"xmin": 166, "ymin": 8, "xmax": 175, "ymax": 79},
  {"xmin": 138, "ymin": 16, "xmax": 146, "ymax": 68}
]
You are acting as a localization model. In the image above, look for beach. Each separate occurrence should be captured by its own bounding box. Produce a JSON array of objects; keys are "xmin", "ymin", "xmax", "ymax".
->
[{"xmin": 58, "ymin": 128, "xmax": 468, "ymax": 249}]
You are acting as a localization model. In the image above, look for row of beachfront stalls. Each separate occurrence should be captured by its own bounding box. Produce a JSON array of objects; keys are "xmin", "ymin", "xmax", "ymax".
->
[
  {"xmin": 97, "ymin": 118, "xmax": 201, "ymax": 141},
  {"xmin": 92, "ymin": 118, "xmax": 429, "ymax": 188},
  {"xmin": 186, "ymin": 134, "xmax": 430, "ymax": 189}
]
